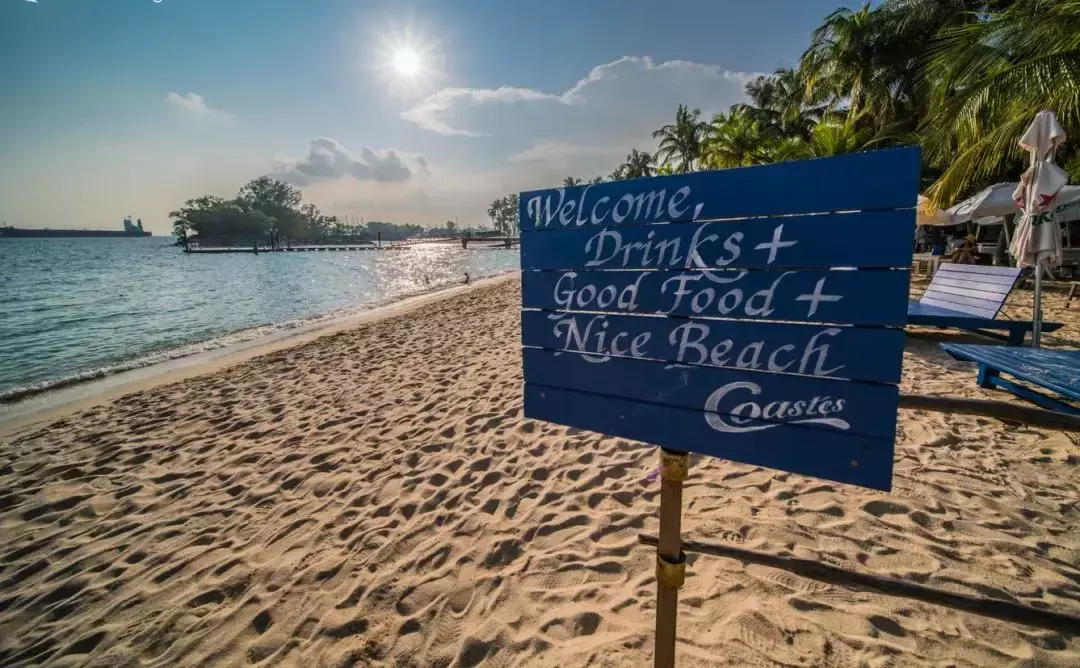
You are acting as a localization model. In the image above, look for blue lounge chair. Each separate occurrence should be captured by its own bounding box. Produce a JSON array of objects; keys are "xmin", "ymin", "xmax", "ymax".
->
[
  {"xmin": 940, "ymin": 343, "xmax": 1080, "ymax": 415},
  {"xmin": 908, "ymin": 264, "xmax": 1062, "ymax": 345}
]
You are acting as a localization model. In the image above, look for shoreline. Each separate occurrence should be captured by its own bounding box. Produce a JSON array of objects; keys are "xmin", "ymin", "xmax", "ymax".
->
[
  {"xmin": 0, "ymin": 277, "xmax": 1078, "ymax": 665},
  {"xmin": 0, "ymin": 272, "xmax": 517, "ymax": 436}
]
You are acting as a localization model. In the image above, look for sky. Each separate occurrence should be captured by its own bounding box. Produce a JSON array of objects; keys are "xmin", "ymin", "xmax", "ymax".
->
[{"xmin": 0, "ymin": 0, "xmax": 860, "ymax": 233}]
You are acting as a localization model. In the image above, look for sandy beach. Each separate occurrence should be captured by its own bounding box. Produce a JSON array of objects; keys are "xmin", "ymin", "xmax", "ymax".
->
[{"xmin": 2, "ymin": 275, "xmax": 1080, "ymax": 667}]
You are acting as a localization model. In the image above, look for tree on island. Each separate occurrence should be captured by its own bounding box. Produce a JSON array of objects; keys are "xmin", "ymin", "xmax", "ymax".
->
[
  {"xmin": 171, "ymin": 176, "xmax": 426, "ymax": 245},
  {"xmin": 486, "ymin": 193, "xmax": 519, "ymax": 237}
]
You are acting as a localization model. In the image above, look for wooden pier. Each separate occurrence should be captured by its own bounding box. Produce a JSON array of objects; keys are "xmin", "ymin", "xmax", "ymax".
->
[
  {"xmin": 183, "ymin": 244, "xmax": 378, "ymax": 254},
  {"xmin": 181, "ymin": 237, "xmax": 519, "ymax": 254}
]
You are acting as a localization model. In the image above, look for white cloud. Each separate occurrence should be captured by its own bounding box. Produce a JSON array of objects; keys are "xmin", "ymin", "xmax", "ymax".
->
[
  {"xmin": 165, "ymin": 92, "xmax": 230, "ymax": 118},
  {"xmin": 402, "ymin": 56, "xmax": 756, "ymax": 141},
  {"xmin": 505, "ymin": 141, "xmax": 626, "ymax": 164},
  {"xmin": 402, "ymin": 87, "xmax": 557, "ymax": 137},
  {"xmin": 272, "ymin": 137, "xmax": 428, "ymax": 186},
  {"xmin": 268, "ymin": 56, "xmax": 758, "ymax": 227}
]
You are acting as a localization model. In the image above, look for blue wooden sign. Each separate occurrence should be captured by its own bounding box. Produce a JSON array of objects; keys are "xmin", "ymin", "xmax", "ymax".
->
[
  {"xmin": 521, "ymin": 311, "xmax": 906, "ymax": 384},
  {"xmin": 520, "ymin": 148, "xmax": 921, "ymax": 230},
  {"xmin": 522, "ymin": 268, "xmax": 910, "ymax": 327},
  {"xmin": 519, "ymin": 147, "xmax": 919, "ymax": 490},
  {"xmin": 521, "ymin": 210, "xmax": 915, "ymax": 271}
]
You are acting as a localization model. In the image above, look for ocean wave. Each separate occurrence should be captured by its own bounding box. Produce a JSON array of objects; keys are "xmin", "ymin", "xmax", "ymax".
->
[{"xmin": 0, "ymin": 269, "xmax": 514, "ymax": 404}]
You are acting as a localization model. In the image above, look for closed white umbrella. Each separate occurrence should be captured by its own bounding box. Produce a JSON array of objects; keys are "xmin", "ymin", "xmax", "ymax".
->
[{"xmin": 1010, "ymin": 110, "xmax": 1068, "ymax": 347}]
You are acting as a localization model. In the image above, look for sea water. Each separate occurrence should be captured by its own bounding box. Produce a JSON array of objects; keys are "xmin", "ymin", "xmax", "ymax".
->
[{"xmin": 0, "ymin": 237, "xmax": 519, "ymax": 401}]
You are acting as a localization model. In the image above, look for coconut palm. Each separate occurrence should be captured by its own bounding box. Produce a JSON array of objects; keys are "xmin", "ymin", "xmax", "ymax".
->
[
  {"xmin": 702, "ymin": 109, "xmax": 768, "ymax": 169},
  {"xmin": 652, "ymin": 104, "xmax": 705, "ymax": 173},
  {"xmin": 562, "ymin": 176, "xmax": 582, "ymax": 187},
  {"xmin": 807, "ymin": 117, "xmax": 873, "ymax": 157},
  {"xmin": 801, "ymin": 5, "xmax": 891, "ymax": 126},
  {"xmin": 761, "ymin": 136, "xmax": 813, "ymax": 164},
  {"xmin": 618, "ymin": 149, "xmax": 655, "ymax": 179},
  {"xmin": 739, "ymin": 67, "xmax": 824, "ymax": 141},
  {"xmin": 920, "ymin": 0, "xmax": 1080, "ymax": 206}
]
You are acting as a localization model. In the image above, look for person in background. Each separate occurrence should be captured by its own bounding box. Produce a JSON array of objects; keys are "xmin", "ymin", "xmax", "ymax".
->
[
  {"xmin": 952, "ymin": 234, "xmax": 978, "ymax": 264},
  {"xmin": 463, "ymin": 272, "xmax": 471, "ymax": 285}
]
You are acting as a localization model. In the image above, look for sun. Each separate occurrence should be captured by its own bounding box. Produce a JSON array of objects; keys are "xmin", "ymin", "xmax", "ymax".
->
[
  {"xmin": 371, "ymin": 21, "xmax": 442, "ymax": 96},
  {"xmin": 392, "ymin": 48, "xmax": 422, "ymax": 78}
]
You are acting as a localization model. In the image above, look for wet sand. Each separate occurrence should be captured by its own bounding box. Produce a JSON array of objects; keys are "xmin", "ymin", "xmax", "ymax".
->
[{"xmin": 1, "ymin": 275, "xmax": 1079, "ymax": 666}]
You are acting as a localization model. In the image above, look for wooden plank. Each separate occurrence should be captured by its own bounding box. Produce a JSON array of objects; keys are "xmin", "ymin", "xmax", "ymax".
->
[
  {"xmin": 982, "ymin": 373, "xmax": 1080, "ymax": 415},
  {"xmin": 523, "ymin": 348, "xmax": 899, "ymax": 440},
  {"xmin": 936, "ymin": 264, "xmax": 1021, "ymax": 278},
  {"xmin": 926, "ymin": 283, "xmax": 1011, "ymax": 304},
  {"xmin": 519, "ymin": 148, "xmax": 921, "ymax": 231},
  {"xmin": 520, "ymin": 210, "xmax": 914, "ymax": 271},
  {"xmin": 934, "ymin": 265, "xmax": 1019, "ymax": 286},
  {"xmin": 930, "ymin": 276, "xmax": 1012, "ymax": 296},
  {"xmin": 922, "ymin": 289, "xmax": 1004, "ymax": 314},
  {"xmin": 524, "ymin": 385, "xmax": 894, "ymax": 490},
  {"xmin": 521, "ymin": 268, "xmax": 911, "ymax": 327},
  {"xmin": 917, "ymin": 295, "xmax": 999, "ymax": 319},
  {"xmin": 942, "ymin": 344, "xmax": 1080, "ymax": 402},
  {"xmin": 521, "ymin": 310, "xmax": 906, "ymax": 384}
]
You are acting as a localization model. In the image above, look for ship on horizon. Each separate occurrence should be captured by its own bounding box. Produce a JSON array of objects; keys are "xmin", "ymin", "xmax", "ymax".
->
[{"xmin": 0, "ymin": 216, "xmax": 153, "ymax": 238}]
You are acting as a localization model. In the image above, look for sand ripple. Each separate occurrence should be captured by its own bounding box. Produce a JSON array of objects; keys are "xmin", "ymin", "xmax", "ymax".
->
[{"xmin": 1, "ymin": 277, "xmax": 1079, "ymax": 666}]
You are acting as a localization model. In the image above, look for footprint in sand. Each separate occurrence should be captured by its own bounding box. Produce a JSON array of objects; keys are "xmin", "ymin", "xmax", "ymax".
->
[{"xmin": 446, "ymin": 560, "xmax": 477, "ymax": 616}]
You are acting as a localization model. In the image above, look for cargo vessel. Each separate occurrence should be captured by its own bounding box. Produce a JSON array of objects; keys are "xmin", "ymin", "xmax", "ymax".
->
[{"xmin": 0, "ymin": 216, "xmax": 152, "ymax": 238}]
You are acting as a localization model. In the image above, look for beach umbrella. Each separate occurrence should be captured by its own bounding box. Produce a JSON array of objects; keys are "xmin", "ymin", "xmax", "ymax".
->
[
  {"xmin": 917, "ymin": 195, "xmax": 953, "ymax": 226},
  {"xmin": 947, "ymin": 183, "xmax": 1022, "ymax": 225},
  {"xmin": 1009, "ymin": 110, "xmax": 1068, "ymax": 347},
  {"xmin": 956, "ymin": 187, "xmax": 1080, "ymax": 225}
]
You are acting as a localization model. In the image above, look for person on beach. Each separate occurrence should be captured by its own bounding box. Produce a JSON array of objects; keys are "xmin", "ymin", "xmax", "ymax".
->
[
  {"xmin": 952, "ymin": 234, "xmax": 978, "ymax": 264},
  {"xmin": 463, "ymin": 272, "xmax": 471, "ymax": 285}
]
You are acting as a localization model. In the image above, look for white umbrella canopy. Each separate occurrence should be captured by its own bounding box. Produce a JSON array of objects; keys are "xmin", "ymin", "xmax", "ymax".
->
[
  {"xmin": 942, "ymin": 184, "xmax": 1080, "ymax": 226},
  {"xmin": 946, "ymin": 183, "xmax": 1021, "ymax": 225},
  {"xmin": 1009, "ymin": 110, "xmax": 1068, "ymax": 347},
  {"xmin": 916, "ymin": 195, "xmax": 952, "ymax": 225}
]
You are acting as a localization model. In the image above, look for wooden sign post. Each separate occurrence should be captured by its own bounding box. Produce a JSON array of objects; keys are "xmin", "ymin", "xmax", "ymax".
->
[{"xmin": 518, "ymin": 148, "xmax": 920, "ymax": 665}]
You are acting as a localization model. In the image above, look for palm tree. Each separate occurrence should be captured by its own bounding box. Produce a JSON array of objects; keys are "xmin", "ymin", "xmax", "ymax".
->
[
  {"xmin": 739, "ymin": 67, "xmax": 823, "ymax": 141},
  {"xmin": 618, "ymin": 149, "xmax": 655, "ymax": 179},
  {"xmin": 590, "ymin": 176, "xmax": 605, "ymax": 185},
  {"xmin": 702, "ymin": 109, "xmax": 768, "ymax": 169},
  {"xmin": 652, "ymin": 104, "xmax": 705, "ymax": 173},
  {"xmin": 807, "ymin": 117, "xmax": 873, "ymax": 157},
  {"xmin": 761, "ymin": 136, "xmax": 813, "ymax": 164},
  {"xmin": 801, "ymin": 5, "xmax": 890, "ymax": 126},
  {"xmin": 562, "ymin": 176, "xmax": 583, "ymax": 187},
  {"xmin": 920, "ymin": 0, "xmax": 1080, "ymax": 207}
]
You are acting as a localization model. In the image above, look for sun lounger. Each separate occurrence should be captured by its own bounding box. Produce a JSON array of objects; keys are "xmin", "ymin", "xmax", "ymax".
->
[
  {"xmin": 940, "ymin": 343, "xmax": 1080, "ymax": 415},
  {"xmin": 908, "ymin": 264, "xmax": 1062, "ymax": 345}
]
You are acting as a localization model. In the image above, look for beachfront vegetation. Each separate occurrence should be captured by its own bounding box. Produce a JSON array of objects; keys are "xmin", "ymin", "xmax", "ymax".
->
[
  {"xmin": 551, "ymin": 0, "xmax": 1079, "ymax": 210},
  {"xmin": 170, "ymin": 177, "xmax": 429, "ymax": 245},
  {"xmin": 486, "ymin": 193, "xmax": 520, "ymax": 237}
]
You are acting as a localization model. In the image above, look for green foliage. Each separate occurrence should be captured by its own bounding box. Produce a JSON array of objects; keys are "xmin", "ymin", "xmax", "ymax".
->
[
  {"xmin": 629, "ymin": 0, "xmax": 1078, "ymax": 213},
  {"xmin": 652, "ymin": 104, "xmax": 705, "ymax": 173},
  {"xmin": 920, "ymin": 0, "xmax": 1080, "ymax": 206},
  {"xmin": 487, "ymin": 193, "xmax": 519, "ymax": 236},
  {"xmin": 170, "ymin": 176, "xmax": 425, "ymax": 244},
  {"xmin": 612, "ymin": 149, "xmax": 655, "ymax": 180}
]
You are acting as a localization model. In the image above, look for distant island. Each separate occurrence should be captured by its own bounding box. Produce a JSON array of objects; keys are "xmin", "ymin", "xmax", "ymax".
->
[{"xmin": 0, "ymin": 216, "xmax": 152, "ymax": 239}]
